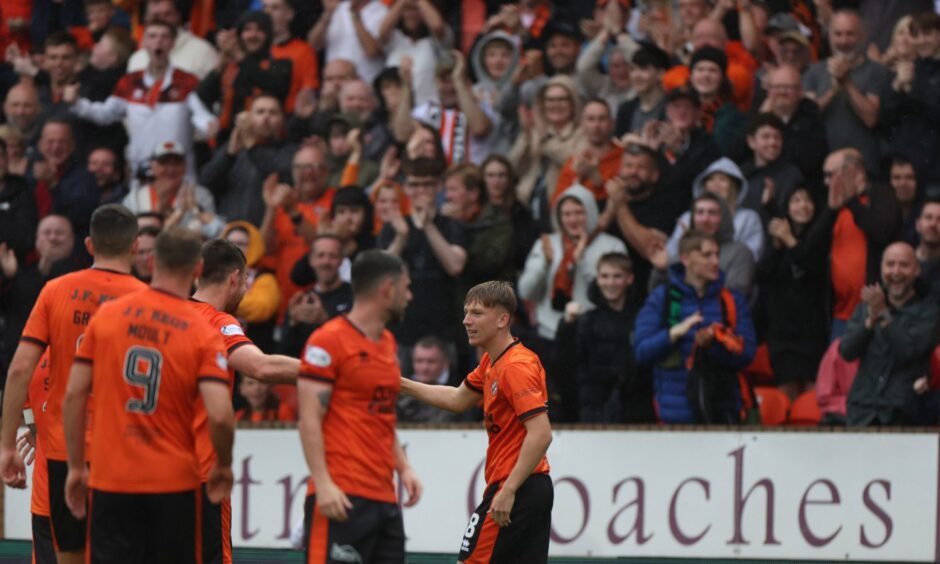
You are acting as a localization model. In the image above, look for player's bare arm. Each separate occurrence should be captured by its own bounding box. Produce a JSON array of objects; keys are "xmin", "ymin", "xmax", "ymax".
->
[
  {"xmin": 394, "ymin": 435, "xmax": 422, "ymax": 507},
  {"xmin": 488, "ymin": 413, "xmax": 552, "ymax": 527},
  {"xmin": 200, "ymin": 380, "xmax": 236, "ymax": 502},
  {"xmin": 229, "ymin": 344, "xmax": 300, "ymax": 384},
  {"xmin": 398, "ymin": 378, "xmax": 481, "ymax": 413},
  {"xmin": 298, "ymin": 377, "xmax": 352, "ymax": 521},
  {"xmin": 0, "ymin": 341, "xmax": 44, "ymax": 486},
  {"xmin": 62, "ymin": 361, "xmax": 93, "ymax": 519}
]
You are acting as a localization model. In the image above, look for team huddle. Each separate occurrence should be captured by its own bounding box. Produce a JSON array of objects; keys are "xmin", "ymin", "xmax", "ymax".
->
[{"xmin": 0, "ymin": 204, "xmax": 554, "ymax": 564}]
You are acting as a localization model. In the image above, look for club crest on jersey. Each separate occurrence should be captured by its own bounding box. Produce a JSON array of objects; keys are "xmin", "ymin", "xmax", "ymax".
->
[
  {"xmin": 220, "ymin": 324, "xmax": 244, "ymax": 336},
  {"xmin": 305, "ymin": 345, "xmax": 332, "ymax": 368},
  {"xmin": 216, "ymin": 352, "xmax": 228, "ymax": 370}
]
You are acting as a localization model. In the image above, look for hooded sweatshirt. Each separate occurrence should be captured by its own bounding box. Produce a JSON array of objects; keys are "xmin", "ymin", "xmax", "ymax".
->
[
  {"xmin": 518, "ymin": 184, "xmax": 627, "ymax": 339},
  {"xmin": 667, "ymin": 157, "xmax": 765, "ymax": 261},
  {"xmin": 471, "ymin": 31, "xmax": 522, "ymax": 155},
  {"xmin": 222, "ymin": 221, "xmax": 281, "ymax": 324},
  {"xmin": 196, "ymin": 11, "xmax": 292, "ymax": 134},
  {"xmin": 654, "ymin": 194, "xmax": 755, "ymax": 299}
]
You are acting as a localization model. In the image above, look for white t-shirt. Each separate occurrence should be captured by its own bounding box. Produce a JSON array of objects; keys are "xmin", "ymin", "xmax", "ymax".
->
[
  {"xmin": 385, "ymin": 27, "xmax": 452, "ymax": 107},
  {"xmin": 325, "ymin": 1, "xmax": 389, "ymax": 83}
]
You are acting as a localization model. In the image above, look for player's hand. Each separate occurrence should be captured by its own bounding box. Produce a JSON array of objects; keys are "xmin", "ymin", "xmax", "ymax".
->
[
  {"xmin": 16, "ymin": 431, "xmax": 35, "ymax": 466},
  {"xmin": 317, "ymin": 480, "xmax": 353, "ymax": 522},
  {"xmin": 65, "ymin": 466, "xmax": 89, "ymax": 518},
  {"xmin": 488, "ymin": 486, "xmax": 515, "ymax": 527},
  {"xmin": 399, "ymin": 466, "xmax": 423, "ymax": 507},
  {"xmin": 0, "ymin": 447, "xmax": 27, "ymax": 488},
  {"xmin": 206, "ymin": 463, "xmax": 234, "ymax": 503}
]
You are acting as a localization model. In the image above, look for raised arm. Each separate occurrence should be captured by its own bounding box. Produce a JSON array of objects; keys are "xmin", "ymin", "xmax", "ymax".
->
[
  {"xmin": 229, "ymin": 344, "xmax": 299, "ymax": 384},
  {"xmin": 451, "ymin": 50, "xmax": 493, "ymax": 139}
]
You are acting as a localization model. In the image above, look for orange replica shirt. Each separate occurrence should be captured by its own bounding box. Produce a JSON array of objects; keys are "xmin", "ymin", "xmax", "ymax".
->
[
  {"xmin": 831, "ymin": 204, "xmax": 868, "ymax": 320},
  {"xmin": 189, "ymin": 299, "xmax": 252, "ymax": 480},
  {"xmin": 20, "ymin": 268, "xmax": 147, "ymax": 461},
  {"xmin": 28, "ymin": 353, "xmax": 50, "ymax": 517},
  {"xmin": 75, "ymin": 289, "xmax": 229, "ymax": 493},
  {"xmin": 271, "ymin": 38, "xmax": 320, "ymax": 112},
  {"xmin": 553, "ymin": 143, "xmax": 624, "ymax": 206},
  {"xmin": 272, "ymin": 189, "xmax": 336, "ymax": 315},
  {"xmin": 464, "ymin": 341, "xmax": 551, "ymax": 486},
  {"xmin": 299, "ymin": 316, "xmax": 400, "ymax": 503}
]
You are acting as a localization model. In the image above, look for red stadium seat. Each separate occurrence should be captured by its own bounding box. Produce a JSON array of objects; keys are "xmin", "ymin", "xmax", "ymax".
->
[
  {"xmin": 753, "ymin": 387, "xmax": 790, "ymax": 426},
  {"xmin": 788, "ymin": 389, "xmax": 822, "ymax": 426}
]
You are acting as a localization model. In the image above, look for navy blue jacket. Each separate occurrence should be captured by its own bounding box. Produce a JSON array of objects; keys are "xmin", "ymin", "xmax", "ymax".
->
[{"xmin": 634, "ymin": 264, "xmax": 756, "ymax": 423}]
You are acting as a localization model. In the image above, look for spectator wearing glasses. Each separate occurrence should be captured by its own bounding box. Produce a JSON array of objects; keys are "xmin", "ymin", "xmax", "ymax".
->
[
  {"xmin": 379, "ymin": 157, "xmax": 467, "ymax": 374},
  {"xmin": 755, "ymin": 65, "xmax": 828, "ymax": 192},
  {"xmin": 259, "ymin": 143, "xmax": 337, "ymax": 313}
]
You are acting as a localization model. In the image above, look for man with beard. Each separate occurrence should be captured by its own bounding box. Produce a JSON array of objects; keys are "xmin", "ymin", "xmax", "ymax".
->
[
  {"xmin": 298, "ymin": 250, "xmax": 421, "ymax": 562},
  {"xmin": 604, "ymin": 144, "xmax": 688, "ymax": 305},
  {"xmin": 189, "ymin": 239, "xmax": 299, "ymax": 563},
  {"xmin": 841, "ymin": 242, "xmax": 939, "ymax": 426},
  {"xmin": 915, "ymin": 199, "xmax": 940, "ymax": 299},
  {"xmin": 197, "ymin": 11, "xmax": 292, "ymax": 141}
]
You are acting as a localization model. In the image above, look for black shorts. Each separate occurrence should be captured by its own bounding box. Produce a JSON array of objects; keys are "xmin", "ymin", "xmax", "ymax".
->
[
  {"xmin": 458, "ymin": 473, "xmax": 553, "ymax": 564},
  {"xmin": 46, "ymin": 459, "xmax": 86, "ymax": 552},
  {"xmin": 201, "ymin": 484, "xmax": 233, "ymax": 564},
  {"xmin": 87, "ymin": 488, "xmax": 201, "ymax": 564},
  {"xmin": 303, "ymin": 494, "xmax": 405, "ymax": 564},
  {"xmin": 31, "ymin": 514, "xmax": 56, "ymax": 564}
]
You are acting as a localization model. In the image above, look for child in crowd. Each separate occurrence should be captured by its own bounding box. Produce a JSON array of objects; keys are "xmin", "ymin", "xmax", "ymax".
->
[
  {"xmin": 556, "ymin": 252, "xmax": 654, "ymax": 423},
  {"xmin": 236, "ymin": 375, "xmax": 296, "ymax": 422}
]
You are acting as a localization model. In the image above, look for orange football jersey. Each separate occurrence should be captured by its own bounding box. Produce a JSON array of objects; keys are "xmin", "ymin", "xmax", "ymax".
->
[
  {"xmin": 464, "ymin": 340, "xmax": 550, "ymax": 485},
  {"xmin": 75, "ymin": 289, "xmax": 228, "ymax": 493}
]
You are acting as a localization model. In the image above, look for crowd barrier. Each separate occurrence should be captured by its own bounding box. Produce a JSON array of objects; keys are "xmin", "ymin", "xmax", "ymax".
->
[{"xmin": 4, "ymin": 425, "xmax": 939, "ymax": 561}]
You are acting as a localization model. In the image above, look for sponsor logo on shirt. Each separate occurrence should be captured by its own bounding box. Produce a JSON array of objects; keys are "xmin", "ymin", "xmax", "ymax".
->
[
  {"xmin": 304, "ymin": 346, "xmax": 332, "ymax": 368},
  {"xmin": 220, "ymin": 324, "xmax": 244, "ymax": 336}
]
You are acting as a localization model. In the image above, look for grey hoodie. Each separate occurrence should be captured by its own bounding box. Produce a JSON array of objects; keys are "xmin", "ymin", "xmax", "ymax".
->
[
  {"xmin": 666, "ymin": 157, "xmax": 765, "ymax": 261},
  {"xmin": 471, "ymin": 31, "xmax": 521, "ymax": 156},
  {"xmin": 518, "ymin": 184, "xmax": 628, "ymax": 339},
  {"xmin": 654, "ymin": 192, "xmax": 756, "ymax": 298}
]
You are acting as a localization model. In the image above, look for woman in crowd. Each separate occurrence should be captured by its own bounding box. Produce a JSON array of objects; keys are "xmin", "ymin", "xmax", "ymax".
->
[
  {"xmin": 758, "ymin": 185, "xmax": 828, "ymax": 401},
  {"xmin": 510, "ymin": 75, "xmax": 583, "ymax": 228}
]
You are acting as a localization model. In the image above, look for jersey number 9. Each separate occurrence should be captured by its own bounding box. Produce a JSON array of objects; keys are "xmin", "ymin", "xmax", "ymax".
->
[{"xmin": 123, "ymin": 346, "xmax": 163, "ymax": 414}]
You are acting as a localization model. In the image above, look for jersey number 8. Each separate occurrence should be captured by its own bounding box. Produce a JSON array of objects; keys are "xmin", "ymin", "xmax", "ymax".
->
[{"xmin": 123, "ymin": 346, "xmax": 163, "ymax": 414}]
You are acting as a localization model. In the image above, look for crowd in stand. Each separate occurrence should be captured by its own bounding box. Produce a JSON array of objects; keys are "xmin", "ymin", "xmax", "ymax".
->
[{"xmin": 1, "ymin": 0, "xmax": 939, "ymax": 427}]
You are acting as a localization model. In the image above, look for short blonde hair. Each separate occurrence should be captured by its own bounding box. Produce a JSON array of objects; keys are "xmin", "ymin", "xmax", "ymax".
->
[{"xmin": 465, "ymin": 281, "xmax": 517, "ymax": 315}]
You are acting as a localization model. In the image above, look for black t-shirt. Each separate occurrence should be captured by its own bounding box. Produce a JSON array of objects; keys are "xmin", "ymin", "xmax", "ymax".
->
[
  {"xmin": 610, "ymin": 183, "xmax": 687, "ymax": 307},
  {"xmin": 378, "ymin": 214, "xmax": 467, "ymax": 345}
]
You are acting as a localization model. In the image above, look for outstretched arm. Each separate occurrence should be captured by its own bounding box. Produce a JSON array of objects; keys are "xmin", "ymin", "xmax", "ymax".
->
[
  {"xmin": 398, "ymin": 378, "xmax": 481, "ymax": 413},
  {"xmin": 230, "ymin": 344, "xmax": 299, "ymax": 384}
]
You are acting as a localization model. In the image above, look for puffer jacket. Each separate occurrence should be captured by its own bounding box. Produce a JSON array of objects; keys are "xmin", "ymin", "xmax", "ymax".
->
[{"xmin": 634, "ymin": 264, "xmax": 756, "ymax": 423}]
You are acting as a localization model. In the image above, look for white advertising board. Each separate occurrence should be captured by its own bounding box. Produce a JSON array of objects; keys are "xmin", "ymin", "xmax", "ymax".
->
[{"xmin": 5, "ymin": 429, "xmax": 938, "ymax": 561}]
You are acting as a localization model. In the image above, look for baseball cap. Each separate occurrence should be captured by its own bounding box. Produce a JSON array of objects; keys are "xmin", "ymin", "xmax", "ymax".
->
[{"xmin": 152, "ymin": 140, "xmax": 185, "ymax": 160}]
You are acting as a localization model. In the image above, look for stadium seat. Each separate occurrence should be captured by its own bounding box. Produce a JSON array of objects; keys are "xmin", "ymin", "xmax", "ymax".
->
[
  {"xmin": 753, "ymin": 387, "xmax": 790, "ymax": 426},
  {"xmin": 788, "ymin": 389, "xmax": 821, "ymax": 426},
  {"xmin": 743, "ymin": 344, "xmax": 774, "ymax": 384}
]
